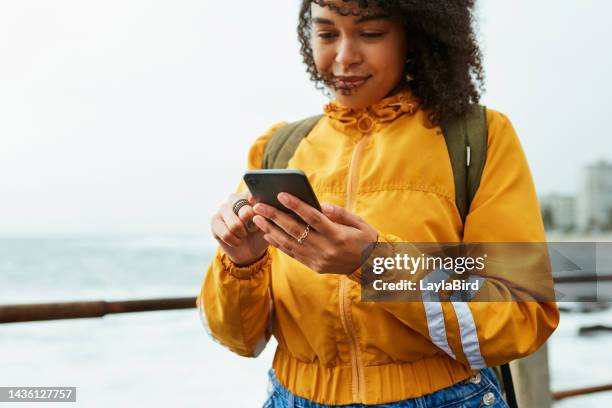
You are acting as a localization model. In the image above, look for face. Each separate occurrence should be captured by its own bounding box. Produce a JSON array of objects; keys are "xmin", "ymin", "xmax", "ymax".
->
[{"xmin": 310, "ymin": 1, "xmax": 409, "ymax": 109}]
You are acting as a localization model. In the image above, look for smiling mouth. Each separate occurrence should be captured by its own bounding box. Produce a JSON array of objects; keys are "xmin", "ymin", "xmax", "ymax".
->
[{"xmin": 333, "ymin": 76, "xmax": 370, "ymax": 91}]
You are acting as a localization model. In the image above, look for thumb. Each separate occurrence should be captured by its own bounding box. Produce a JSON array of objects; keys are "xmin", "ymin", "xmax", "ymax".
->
[{"xmin": 321, "ymin": 203, "xmax": 362, "ymax": 227}]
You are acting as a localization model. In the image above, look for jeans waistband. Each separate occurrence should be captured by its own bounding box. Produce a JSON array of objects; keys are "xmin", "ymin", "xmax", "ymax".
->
[{"xmin": 265, "ymin": 366, "xmax": 505, "ymax": 408}]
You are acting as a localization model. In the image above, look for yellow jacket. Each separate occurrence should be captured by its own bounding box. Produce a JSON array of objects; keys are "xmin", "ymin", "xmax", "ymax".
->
[{"xmin": 196, "ymin": 90, "xmax": 559, "ymax": 405}]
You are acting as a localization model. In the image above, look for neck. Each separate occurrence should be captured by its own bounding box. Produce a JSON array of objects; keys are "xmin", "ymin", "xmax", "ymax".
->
[{"xmin": 385, "ymin": 81, "xmax": 410, "ymax": 99}]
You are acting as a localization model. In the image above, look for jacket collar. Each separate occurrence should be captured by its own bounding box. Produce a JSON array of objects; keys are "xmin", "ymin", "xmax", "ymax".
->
[{"xmin": 323, "ymin": 88, "xmax": 420, "ymax": 135}]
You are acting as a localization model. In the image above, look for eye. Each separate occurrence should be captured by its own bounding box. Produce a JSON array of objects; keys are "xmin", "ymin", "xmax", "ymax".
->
[
  {"xmin": 361, "ymin": 32, "xmax": 385, "ymax": 38},
  {"xmin": 316, "ymin": 32, "xmax": 338, "ymax": 40}
]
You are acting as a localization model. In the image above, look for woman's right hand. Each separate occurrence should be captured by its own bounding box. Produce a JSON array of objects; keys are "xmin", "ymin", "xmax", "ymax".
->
[{"xmin": 210, "ymin": 191, "xmax": 269, "ymax": 266}]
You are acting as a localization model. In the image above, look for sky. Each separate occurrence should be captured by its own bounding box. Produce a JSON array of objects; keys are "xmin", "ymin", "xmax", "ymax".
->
[{"xmin": 0, "ymin": 0, "xmax": 611, "ymax": 237}]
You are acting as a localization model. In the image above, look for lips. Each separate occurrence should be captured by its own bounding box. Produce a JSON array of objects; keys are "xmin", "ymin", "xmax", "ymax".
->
[{"xmin": 333, "ymin": 75, "xmax": 370, "ymax": 90}]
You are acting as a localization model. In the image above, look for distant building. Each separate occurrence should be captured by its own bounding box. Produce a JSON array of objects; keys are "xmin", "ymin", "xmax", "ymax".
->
[
  {"xmin": 540, "ymin": 193, "xmax": 576, "ymax": 231},
  {"xmin": 576, "ymin": 160, "xmax": 612, "ymax": 231}
]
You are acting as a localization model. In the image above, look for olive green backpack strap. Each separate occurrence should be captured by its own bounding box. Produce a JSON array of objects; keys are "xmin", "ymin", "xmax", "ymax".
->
[
  {"xmin": 440, "ymin": 105, "xmax": 488, "ymax": 223},
  {"xmin": 262, "ymin": 115, "xmax": 323, "ymax": 169}
]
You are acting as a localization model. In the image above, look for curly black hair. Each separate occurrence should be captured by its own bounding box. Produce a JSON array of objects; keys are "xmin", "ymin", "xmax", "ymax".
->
[{"xmin": 298, "ymin": 0, "xmax": 485, "ymax": 124}]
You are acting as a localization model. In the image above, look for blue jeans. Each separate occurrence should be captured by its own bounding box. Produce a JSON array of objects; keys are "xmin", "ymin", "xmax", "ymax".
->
[{"xmin": 262, "ymin": 367, "xmax": 509, "ymax": 408}]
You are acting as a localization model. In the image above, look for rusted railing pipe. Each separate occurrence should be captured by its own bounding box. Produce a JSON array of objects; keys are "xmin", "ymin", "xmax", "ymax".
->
[
  {"xmin": 554, "ymin": 274, "xmax": 612, "ymax": 283},
  {"xmin": 552, "ymin": 383, "xmax": 612, "ymax": 400},
  {"xmin": 0, "ymin": 297, "xmax": 197, "ymax": 323}
]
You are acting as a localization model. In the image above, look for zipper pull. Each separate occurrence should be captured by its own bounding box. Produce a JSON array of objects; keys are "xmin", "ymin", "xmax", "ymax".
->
[{"xmin": 357, "ymin": 116, "xmax": 374, "ymax": 134}]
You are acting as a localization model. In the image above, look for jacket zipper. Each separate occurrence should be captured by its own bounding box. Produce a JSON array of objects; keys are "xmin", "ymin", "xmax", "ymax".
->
[
  {"xmin": 345, "ymin": 134, "xmax": 369, "ymax": 212},
  {"xmin": 339, "ymin": 130, "xmax": 371, "ymax": 403}
]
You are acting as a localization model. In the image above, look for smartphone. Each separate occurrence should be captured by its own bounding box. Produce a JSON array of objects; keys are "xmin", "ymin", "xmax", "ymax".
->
[{"xmin": 243, "ymin": 169, "xmax": 321, "ymax": 216}]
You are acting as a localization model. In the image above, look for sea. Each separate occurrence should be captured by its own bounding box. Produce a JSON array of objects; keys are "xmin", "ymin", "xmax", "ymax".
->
[{"xmin": 0, "ymin": 236, "xmax": 611, "ymax": 407}]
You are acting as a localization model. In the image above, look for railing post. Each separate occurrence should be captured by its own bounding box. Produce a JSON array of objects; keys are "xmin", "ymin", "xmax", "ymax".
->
[{"xmin": 511, "ymin": 344, "xmax": 552, "ymax": 408}]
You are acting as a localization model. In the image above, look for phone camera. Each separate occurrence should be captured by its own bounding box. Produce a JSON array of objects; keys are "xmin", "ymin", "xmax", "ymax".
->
[{"xmin": 246, "ymin": 178, "xmax": 259, "ymax": 186}]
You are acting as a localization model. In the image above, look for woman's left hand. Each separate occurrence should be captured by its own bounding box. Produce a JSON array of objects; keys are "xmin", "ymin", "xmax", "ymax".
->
[{"xmin": 251, "ymin": 192, "xmax": 378, "ymax": 275}]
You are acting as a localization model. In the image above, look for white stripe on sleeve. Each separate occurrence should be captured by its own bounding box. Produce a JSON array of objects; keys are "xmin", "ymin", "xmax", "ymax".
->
[
  {"xmin": 451, "ymin": 301, "xmax": 487, "ymax": 369},
  {"xmin": 421, "ymin": 269, "xmax": 456, "ymax": 359}
]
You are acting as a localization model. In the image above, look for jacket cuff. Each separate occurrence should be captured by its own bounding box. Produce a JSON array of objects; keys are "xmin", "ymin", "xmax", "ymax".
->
[
  {"xmin": 218, "ymin": 248, "xmax": 271, "ymax": 280},
  {"xmin": 346, "ymin": 232, "xmax": 386, "ymax": 284},
  {"xmin": 346, "ymin": 266, "xmax": 362, "ymax": 283}
]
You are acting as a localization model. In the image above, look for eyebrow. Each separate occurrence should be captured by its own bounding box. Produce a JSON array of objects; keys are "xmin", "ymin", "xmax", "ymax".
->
[{"xmin": 312, "ymin": 13, "xmax": 391, "ymax": 25}]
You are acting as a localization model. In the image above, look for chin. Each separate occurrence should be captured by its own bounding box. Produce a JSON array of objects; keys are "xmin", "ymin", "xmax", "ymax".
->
[
  {"xmin": 333, "ymin": 93, "xmax": 373, "ymax": 110},
  {"xmin": 330, "ymin": 82, "xmax": 392, "ymax": 109}
]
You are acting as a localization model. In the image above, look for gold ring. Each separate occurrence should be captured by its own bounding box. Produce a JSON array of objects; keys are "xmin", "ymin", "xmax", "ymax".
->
[{"xmin": 297, "ymin": 224, "xmax": 310, "ymax": 244}]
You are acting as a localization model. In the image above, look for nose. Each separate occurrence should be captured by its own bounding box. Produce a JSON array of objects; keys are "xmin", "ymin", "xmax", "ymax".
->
[{"xmin": 335, "ymin": 37, "xmax": 362, "ymax": 69}]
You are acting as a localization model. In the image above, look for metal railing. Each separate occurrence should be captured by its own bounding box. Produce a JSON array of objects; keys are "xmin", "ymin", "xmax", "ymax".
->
[
  {"xmin": 552, "ymin": 384, "xmax": 612, "ymax": 401},
  {"xmin": 0, "ymin": 297, "xmax": 196, "ymax": 323}
]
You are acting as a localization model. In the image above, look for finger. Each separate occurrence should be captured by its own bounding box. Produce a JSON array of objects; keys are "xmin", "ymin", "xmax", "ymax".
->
[
  {"xmin": 252, "ymin": 202, "xmax": 305, "ymax": 240},
  {"xmin": 211, "ymin": 215, "xmax": 241, "ymax": 247},
  {"xmin": 237, "ymin": 203, "xmax": 259, "ymax": 233},
  {"xmin": 254, "ymin": 215, "xmax": 304, "ymax": 257},
  {"xmin": 264, "ymin": 233, "xmax": 311, "ymax": 266},
  {"xmin": 320, "ymin": 203, "xmax": 364, "ymax": 227},
  {"xmin": 263, "ymin": 233, "xmax": 282, "ymax": 250},
  {"xmin": 276, "ymin": 193, "xmax": 334, "ymax": 233},
  {"xmin": 231, "ymin": 191, "xmax": 257, "ymax": 231},
  {"xmin": 221, "ymin": 202, "xmax": 249, "ymax": 238}
]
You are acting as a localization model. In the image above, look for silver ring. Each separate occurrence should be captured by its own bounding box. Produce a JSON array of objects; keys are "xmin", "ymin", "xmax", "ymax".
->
[
  {"xmin": 297, "ymin": 224, "xmax": 310, "ymax": 244},
  {"xmin": 232, "ymin": 199, "xmax": 250, "ymax": 216}
]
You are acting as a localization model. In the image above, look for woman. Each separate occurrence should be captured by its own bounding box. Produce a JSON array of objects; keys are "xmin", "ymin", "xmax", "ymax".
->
[{"xmin": 197, "ymin": 0, "xmax": 559, "ymax": 406}]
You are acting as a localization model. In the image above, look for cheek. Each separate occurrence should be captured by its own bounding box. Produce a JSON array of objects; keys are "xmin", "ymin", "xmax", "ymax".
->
[
  {"xmin": 312, "ymin": 44, "xmax": 334, "ymax": 73},
  {"xmin": 371, "ymin": 47, "xmax": 405, "ymax": 78}
]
